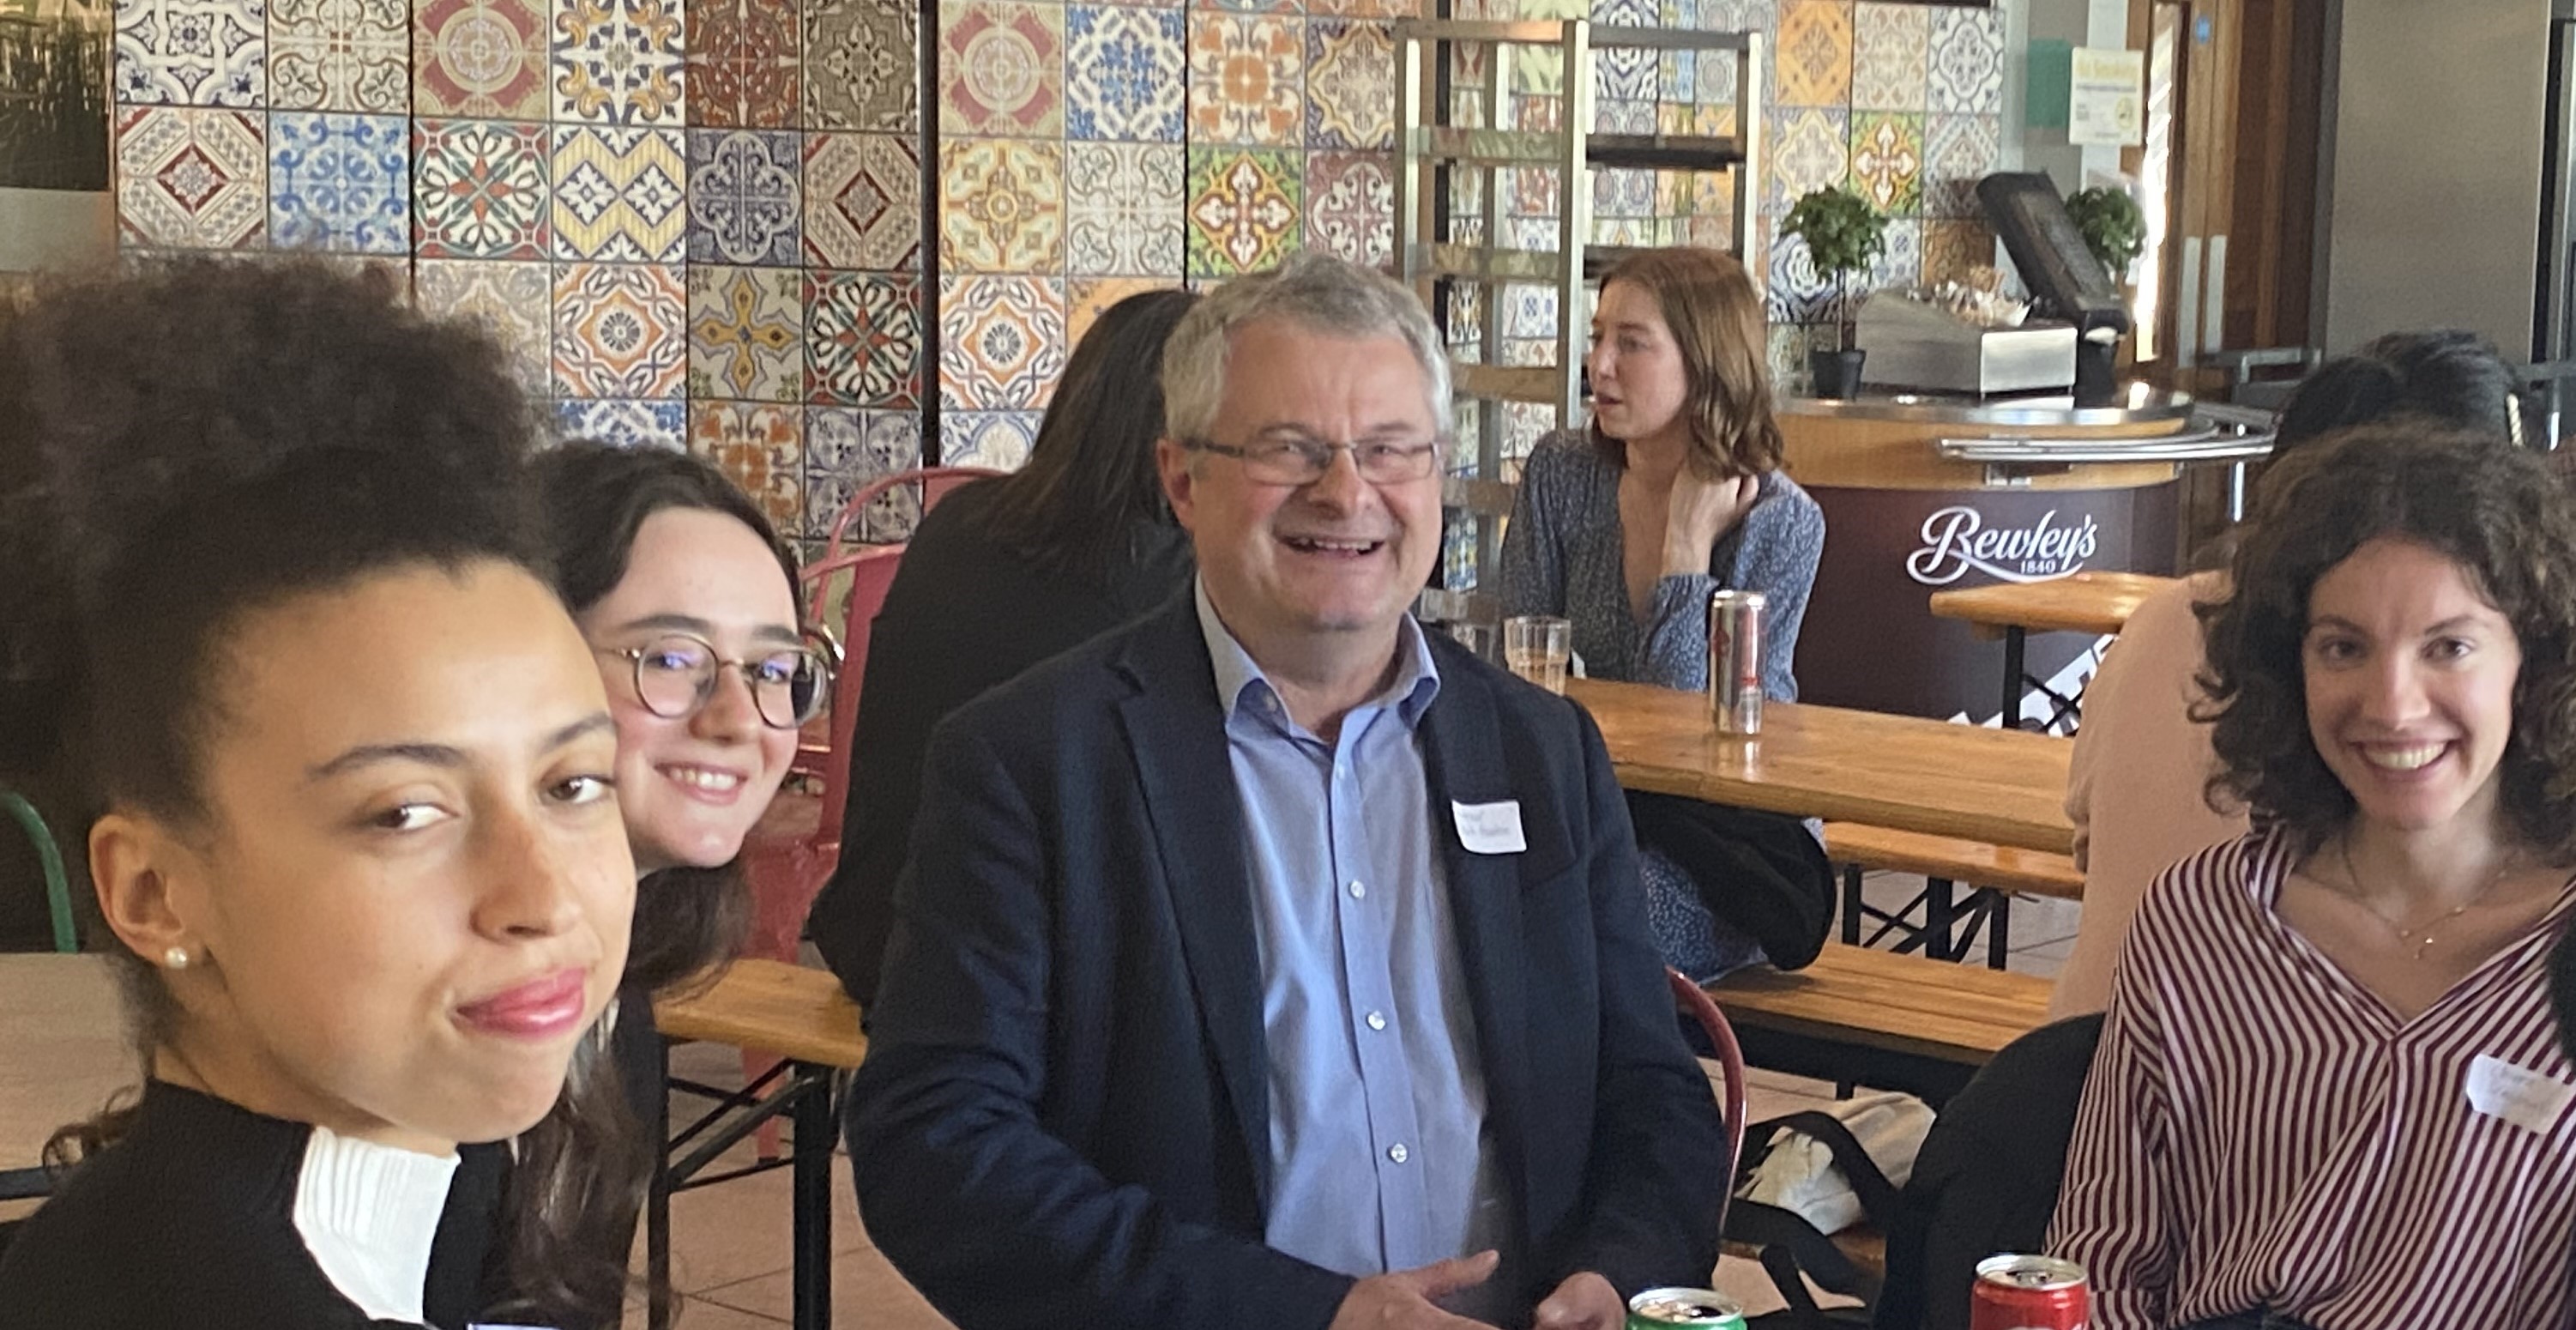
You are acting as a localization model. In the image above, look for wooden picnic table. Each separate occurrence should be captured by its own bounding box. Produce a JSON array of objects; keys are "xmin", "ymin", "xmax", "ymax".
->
[
  {"xmin": 1927, "ymin": 571, "xmax": 2181, "ymax": 730},
  {"xmin": 1565, "ymin": 677, "xmax": 2075, "ymax": 856},
  {"xmin": 0, "ymin": 952, "xmax": 129, "ymax": 1201}
]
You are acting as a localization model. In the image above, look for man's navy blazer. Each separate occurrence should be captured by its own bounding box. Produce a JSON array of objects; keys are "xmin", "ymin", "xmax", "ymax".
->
[{"xmin": 844, "ymin": 594, "xmax": 1728, "ymax": 1330}]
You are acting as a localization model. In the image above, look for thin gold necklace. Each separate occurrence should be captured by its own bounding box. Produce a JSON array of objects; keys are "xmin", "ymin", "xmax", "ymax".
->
[{"xmin": 2338, "ymin": 838, "xmax": 2521, "ymax": 961}]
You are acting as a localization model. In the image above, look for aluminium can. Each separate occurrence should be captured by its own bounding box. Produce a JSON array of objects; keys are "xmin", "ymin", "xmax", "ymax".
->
[
  {"xmin": 1626, "ymin": 1288, "xmax": 1748, "ymax": 1330},
  {"xmin": 1707, "ymin": 589, "xmax": 1765, "ymax": 736},
  {"xmin": 1970, "ymin": 1254, "xmax": 2088, "ymax": 1330}
]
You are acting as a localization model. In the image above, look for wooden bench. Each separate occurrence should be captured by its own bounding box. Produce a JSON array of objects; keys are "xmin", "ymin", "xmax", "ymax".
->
[
  {"xmin": 1927, "ymin": 571, "xmax": 2179, "ymax": 731},
  {"xmin": 1706, "ymin": 943, "xmax": 2053, "ymax": 1105},
  {"xmin": 1824, "ymin": 823, "xmax": 2084, "ymax": 969}
]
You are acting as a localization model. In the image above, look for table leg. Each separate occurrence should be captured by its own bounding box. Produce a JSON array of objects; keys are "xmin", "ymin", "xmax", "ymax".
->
[
  {"xmin": 792, "ymin": 1061, "xmax": 834, "ymax": 1330},
  {"xmin": 648, "ymin": 1035, "xmax": 675, "ymax": 1330},
  {"xmin": 1987, "ymin": 894, "xmax": 2012, "ymax": 970},
  {"xmin": 1924, "ymin": 877, "xmax": 1956, "ymax": 961},
  {"xmin": 2000, "ymin": 628, "xmax": 2026, "ymax": 731}
]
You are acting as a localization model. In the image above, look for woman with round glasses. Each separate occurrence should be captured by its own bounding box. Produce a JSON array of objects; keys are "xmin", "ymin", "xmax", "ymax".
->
[{"xmin": 1499, "ymin": 247, "xmax": 1829, "ymax": 979}]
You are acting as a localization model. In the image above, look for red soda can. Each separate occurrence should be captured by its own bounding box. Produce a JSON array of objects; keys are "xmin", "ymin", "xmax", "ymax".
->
[{"xmin": 1970, "ymin": 1254, "xmax": 2087, "ymax": 1330}]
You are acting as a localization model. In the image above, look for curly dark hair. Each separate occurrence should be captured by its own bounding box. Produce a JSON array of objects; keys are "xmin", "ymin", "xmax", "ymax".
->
[
  {"xmin": 2197, "ymin": 423, "xmax": 2576, "ymax": 861},
  {"xmin": 0, "ymin": 257, "xmax": 636, "ymax": 1329}
]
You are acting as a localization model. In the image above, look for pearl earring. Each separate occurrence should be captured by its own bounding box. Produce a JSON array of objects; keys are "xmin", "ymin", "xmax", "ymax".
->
[{"xmin": 162, "ymin": 946, "xmax": 190, "ymax": 970}]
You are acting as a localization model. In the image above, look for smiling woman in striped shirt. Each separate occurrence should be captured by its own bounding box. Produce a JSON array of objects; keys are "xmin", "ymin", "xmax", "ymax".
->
[{"xmin": 2050, "ymin": 424, "xmax": 2576, "ymax": 1330}]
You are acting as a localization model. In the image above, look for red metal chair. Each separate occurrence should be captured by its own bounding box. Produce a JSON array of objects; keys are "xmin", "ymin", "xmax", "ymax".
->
[{"xmin": 1670, "ymin": 966, "xmax": 1750, "ymax": 1234}]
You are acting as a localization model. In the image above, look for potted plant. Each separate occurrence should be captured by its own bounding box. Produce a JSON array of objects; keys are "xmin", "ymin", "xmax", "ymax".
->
[
  {"xmin": 1781, "ymin": 185, "xmax": 1888, "ymax": 399},
  {"xmin": 2064, "ymin": 185, "xmax": 2147, "ymax": 281}
]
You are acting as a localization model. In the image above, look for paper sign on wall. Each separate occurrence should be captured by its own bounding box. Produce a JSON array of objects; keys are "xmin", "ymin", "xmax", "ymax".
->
[{"xmin": 2069, "ymin": 46, "xmax": 2145, "ymax": 147}]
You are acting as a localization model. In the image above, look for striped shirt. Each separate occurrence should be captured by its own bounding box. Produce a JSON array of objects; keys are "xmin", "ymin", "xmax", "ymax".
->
[{"xmin": 2050, "ymin": 828, "xmax": 2576, "ymax": 1330}]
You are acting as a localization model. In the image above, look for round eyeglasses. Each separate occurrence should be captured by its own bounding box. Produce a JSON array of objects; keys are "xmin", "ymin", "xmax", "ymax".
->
[{"xmin": 603, "ymin": 633, "xmax": 832, "ymax": 729}]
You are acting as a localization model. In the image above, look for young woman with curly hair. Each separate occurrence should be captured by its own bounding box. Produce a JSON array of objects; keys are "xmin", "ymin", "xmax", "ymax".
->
[{"xmin": 2050, "ymin": 424, "xmax": 2576, "ymax": 1330}]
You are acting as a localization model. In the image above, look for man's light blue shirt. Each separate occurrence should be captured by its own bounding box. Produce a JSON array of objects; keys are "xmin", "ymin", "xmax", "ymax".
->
[{"xmin": 1192, "ymin": 583, "xmax": 1508, "ymax": 1284}]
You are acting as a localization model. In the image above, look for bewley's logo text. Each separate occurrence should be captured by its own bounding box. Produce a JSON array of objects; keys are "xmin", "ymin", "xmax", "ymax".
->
[{"xmin": 1904, "ymin": 505, "xmax": 2099, "ymax": 585}]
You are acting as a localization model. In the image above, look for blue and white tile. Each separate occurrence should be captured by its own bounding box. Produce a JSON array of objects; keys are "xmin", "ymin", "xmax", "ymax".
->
[
  {"xmin": 1065, "ymin": 5, "xmax": 1185, "ymax": 142},
  {"xmin": 555, "ymin": 397, "xmax": 687, "ymax": 450},
  {"xmin": 938, "ymin": 410, "xmax": 1040, "ymax": 472},
  {"xmin": 686, "ymin": 127, "xmax": 800, "ymax": 265},
  {"xmin": 268, "ymin": 111, "xmax": 408, "ymax": 251},
  {"xmin": 1590, "ymin": 0, "xmax": 1652, "ymax": 23},
  {"xmin": 1592, "ymin": 166, "xmax": 1654, "ymax": 220},
  {"xmin": 1763, "ymin": 104, "xmax": 1846, "ymax": 214},
  {"xmin": 1922, "ymin": 112, "xmax": 1999, "ymax": 218},
  {"xmin": 1765, "ymin": 223, "xmax": 1833, "ymax": 324},
  {"xmin": 118, "ymin": 0, "xmax": 264, "ymax": 106},
  {"xmin": 1499, "ymin": 282, "xmax": 1559, "ymax": 339},
  {"xmin": 1867, "ymin": 216, "xmax": 1921, "ymax": 291},
  {"xmin": 1927, "ymin": 5, "xmax": 2002, "ymax": 116},
  {"xmin": 1594, "ymin": 98, "xmax": 1656, "ymax": 136},
  {"xmin": 805, "ymin": 406, "xmax": 925, "ymax": 542},
  {"xmin": 1592, "ymin": 43, "xmax": 1654, "ymax": 102}
]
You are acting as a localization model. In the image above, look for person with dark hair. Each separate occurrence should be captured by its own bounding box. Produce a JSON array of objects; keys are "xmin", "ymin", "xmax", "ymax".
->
[
  {"xmin": 0, "ymin": 259, "xmax": 639, "ymax": 1329},
  {"xmin": 2052, "ymin": 425, "xmax": 2576, "ymax": 1330},
  {"xmin": 1498, "ymin": 247, "xmax": 1831, "ymax": 980},
  {"xmin": 807, "ymin": 287, "xmax": 1198, "ymax": 1007}
]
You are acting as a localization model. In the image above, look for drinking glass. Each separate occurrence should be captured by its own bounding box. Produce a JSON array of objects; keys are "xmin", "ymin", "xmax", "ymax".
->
[{"xmin": 1504, "ymin": 615, "xmax": 1572, "ymax": 693}]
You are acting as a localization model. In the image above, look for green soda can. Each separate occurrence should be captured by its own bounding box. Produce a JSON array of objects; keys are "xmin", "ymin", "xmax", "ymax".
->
[{"xmin": 1626, "ymin": 1287, "xmax": 1749, "ymax": 1330}]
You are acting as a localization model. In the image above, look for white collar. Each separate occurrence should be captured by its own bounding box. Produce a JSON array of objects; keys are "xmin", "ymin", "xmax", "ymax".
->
[{"xmin": 290, "ymin": 1124, "xmax": 461, "ymax": 1325}]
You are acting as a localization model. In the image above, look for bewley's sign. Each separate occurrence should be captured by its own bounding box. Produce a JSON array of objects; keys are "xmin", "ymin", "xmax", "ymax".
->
[{"xmin": 1905, "ymin": 505, "xmax": 2103, "ymax": 586}]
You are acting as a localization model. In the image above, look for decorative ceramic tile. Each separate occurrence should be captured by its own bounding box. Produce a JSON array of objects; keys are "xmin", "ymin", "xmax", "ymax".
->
[
  {"xmin": 1657, "ymin": 48, "xmax": 1734, "ymax": 107},
  {"xmin": 806, "ymin": 270, "xmax": 923, "ymax": 408},
  {"xmin": 687, "ymin": 263, "xmax": 802, "ymax": 400},
  {"xmin": 686, "ymin": 0, "xmax": 796, "ymax": 126},
  {"xmin": 1771, "ymin": 0, "xmax": 1849, "ymax": 109},
  {"xmin": 685, "ymin": 127, "xmax": 799, "ymax": 265},
  {"xmin": 117, "ymin": 107, "xmax": 264, "ymax": 248},
  {"xmin": 1848, "ymin": 1, "xmax": 1924, "ymax": 113},
  {"xmin": 1590, "ymin": 0, "xmax": 1651, "ymax": 22},
  {"xmin": 1186, "ymin": 146, "xmax": 1301, "ymax": 277},
  {"xmin": 1928, "ymin": 5, "xmax": 2000, "ymax": 115},
  {"xmin": 1310, "ymin": 0, "xmax": 1415, "ymax": 18},
  {"xmin": 1921, "ymin": 112, "xmax": 1997, "ymax": 219},
  {"xmin": 268, "ymin": 0, "xmax": 405, "ymax": 112},
  {"xmin": 805, "ymin": 0, "xmax": 917, "ymax": 130},
  {"xmin": 1763, "ymin": 105, "xmax": 1845, "ymax": 213},
  {"xmin": 1066, "ymin": 5, "xmax": 1185, "ymax": 142},
  {"xmin": 416, "ymin": 0, "xmax": 548, "ymax": 118},
  {"xmin": 1592, "ymin": 43, "xmax": 1652, "ymax": 104},
  {"xmin": 1067, "ymin": 275, "xmax": 1171, "ymax": 344},
  {"xmin": 1304, "ymin": 149, "xmax": 1390, "ymax": 269},
  {"xmin": 1765, "ymin": 223, "xmax": 1831, "ymax": 324},
  {"xmin": 414, "ymin": 258, "xmax": 552, "ymax": 391},
  {"xmin": 1596, "ymin": 100, "xmax": 1656, "ymax": 136},
  {"xmin": 941, "ymin": 275, "xmax": 1066, "ymax": 411},
  {"xmin": 268, "ymin": 112, "xmax": 407, "ymax": 251},
  {"xmin": 1848, "ymin": 110, "xmax": 1922, "ymax": 215},
  {"xmin": 118, "ymin": 0, "xmax": 263, "ymax": 106},
  {"xmin": 806, "ymin": 406, "xmax": 924, "ymax": 541},
  {"xmin": 1306, "ymin": 20, "xmax": 1391, "ymax": 150},
  {"xmin": 689, "ymin": 402, "xmax": 805, "ymax": 535},
  {"xmin": 552, "ymin": 0, "xmax": 684, "ymax": 125},
  {"xmin": 1066, "ymin": 141, "xmax": 1183, "ymax": 276},
  {"xmin": 1867, "ymin": 216, "xmax": 1920, "ymax": 290},
  {"xmin": 804, "ymin": 132, "xmax": 919, "ymax": 269},
  {"xmin": 553, "ymin": 261, "xmax": 686, "ymax": 397},
  {"xmin": 415, "ymin": 118, "xmax": 549, "ymax": 259},
  {"xmin": 1189, "ymin": 13, "xmax": 1300, "ymax": 148},
  {"xmin": 551, "ymin": 124, "xmax": 685, "ymax": 260},
  {"xmin": 939, "ymin": 1, "xmax": 1063, "ymax": 137},
  {"xmin": 1921, "ymin": 217, "xmax": 1992, "ymax": 287},
  {"xmin": 938, "ymin": 411, "xmax": 1041, "ymax": 472},
  {"xmin": 557, "ymin": 397, "xmax": 686, "ymax": 449},
  {"xmin": 939, "ymin": 137, "xmax": 1065, "ymax": 274}
]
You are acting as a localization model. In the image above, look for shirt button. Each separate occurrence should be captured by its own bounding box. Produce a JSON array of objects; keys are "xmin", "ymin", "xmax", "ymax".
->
[
  {"xmin": 1366, "ymin": 1011, "xmax": 1388, "ymax": 1031},
  {"xmin": 1348, "ymin": 880, "xmax": 1366, "ymax": 899},
  {"xmin": 1388, "ymin": 1144, "xmax": 1409, "ymax": 1164}
]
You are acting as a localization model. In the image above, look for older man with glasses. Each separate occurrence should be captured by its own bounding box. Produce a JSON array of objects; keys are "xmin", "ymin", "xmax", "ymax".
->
[{"xmin": 845, "ymin": 254, "xmax": 1727, "ymax": 1330}]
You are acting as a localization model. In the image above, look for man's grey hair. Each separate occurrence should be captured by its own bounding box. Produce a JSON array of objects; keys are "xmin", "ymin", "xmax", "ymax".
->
[{"xmin": 1160, "ymin": 252, "xmax": 1455, "ymax": 444}]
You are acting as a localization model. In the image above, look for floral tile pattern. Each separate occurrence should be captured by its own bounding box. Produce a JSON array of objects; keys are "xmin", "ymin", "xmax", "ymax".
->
[
  {"xmin": 1771, "ymin": 0, "xmax": 1849, "ymax": 109},
  {"xmin": 940, "ymin": 275, "xmax": 1065, "ymax": 411},
  {"xmin": 686, "ymin": 127, "xmax": 799, "ymax": 264},
  {"xmin": 686, "ymin": 0, "xmax": 798, "ymax": 126},
  {"xmin": 806, "ymin": 406, "xmax": 924, "ymax": 541},
  {"xmin": 1066, "ymin": 141, "xmax": 1183, "ymax": 276},
  {"xmin": 118, "ymin": 0, "xmax": 264, "ymax": 106},
  {"xmin": 414, "ymin": 257, "xmax": 553, "ymax": 391},
  {"xmin": 938, "ymin": 410, "xmax": 1041, "ymax": 473},
  {"xmin": 557, "ymin": 396, "xmax": 687, "ymax": 448},
  {"xmin": 1304, "ymin": 149, "xmax": 1390, "ymax": 269},
  {"xmin": 1763, "ymin": 105, "xmax": 1845, "ymax": 213},
  {"xmin": 551, "ymin": 124, "xmax": 685, "ymax": 260},
  {"xmin": 1765, "ymin": 223, "xmax": 1832, "ymax": 324},
  {"xmin": 415, "ymin": 0, "xmax": 548, "ymax": 118},
  {"xmin": 1306, "ymin": 20, "xmax": 1391, "ymax": 150},
  {"xmin": 555, "ymin": 262, "xmax": 687, "ymax": 397},
  {"xmin": 118, "ymin": 106, "xmax": 265, "ymax": 248},
  {"xmin": 805, "ymin": 0, "xmax": 918, "ymax": 130},
  {"xmin": 1065, "ymin": 6, "xmax": 1185, "ymax": 142},
  {"xmin": 415, "ymin": 118, "xmax": 549, "ymax": 258},
  {"xmin": 1848, "ymin": 0, "xmax": 1924, "ymax": 115},
  {"xmin": 1067, "ymin": 275, "xmax": 1169, "ymax": 343},
  {"xmin": 806, "ymin": 270, "xmax": 923, "ymax": 408},
  {"xmin": 689, "ymin": 402, "xmax": 805, "ymax": 534},
  {"xmin": 1922, "ymin": 112, "xmax": 1997, "ymax": 219},
  {"xmin": 804, "ymin": 132, "xmax": 919, "ymax": 269},
  {"xmin": 1593, "ymin": 44, "xmax": 1652, "ymax": 104},
  {"xmin": 1186, "ymin": 146, "xmax": 1300, "ymax": 277},
  {"xmin": 687, "ymin": 263, "xmax": 803, "ymax": 400},
  {"xmin": 1921, "ymin": 217, "xmax": 1993, "ymax": 287},
  {"xmin": 269, "ymin": 0, "xmax": 406, "ymax": 112},
  {"xmin": 1189, "ymin": 13, "xmax": 1300, "ymax": 148},
  {"xmin": 939, "ymin": 1, "xmax": 1063, "ymax": 137},
  {"xmin": 1310, "ymin": 0, "xmax": 1415, "ymax": 18},
  {"xmin": 1927, "ymin": 5, "xmax": 2001, "ymax": 116},
  {"xmin": 269, "ymin": 111, "xmax": 409, "ymax": 251},
  {"xmin": 1847, "ymin": 110, "xmax": 1921, "ymax": 215},
  {"xmin": 1867, "ymin": 215, "xmax": 1920, "ymax": 288},
  {"xmin": 939, "ymin": 137, "xmax": 1065, "ymax": 273},
  {"xmin": 553, "ymin": 0, "xmax": 685, "ymax": 124}
]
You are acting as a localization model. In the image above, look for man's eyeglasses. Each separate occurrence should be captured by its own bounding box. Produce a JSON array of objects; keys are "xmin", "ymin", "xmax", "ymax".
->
[
  {"xmin": 601, "ymin": 633, "xmax": 832, "ymax": 729},
  {"xmin": 1183, "ymin": 433, "xmax": 1445, "ymax": 487}
]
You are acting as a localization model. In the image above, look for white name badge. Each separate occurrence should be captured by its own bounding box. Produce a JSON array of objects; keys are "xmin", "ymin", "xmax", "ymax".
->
[
  {"xmin": 2465, "ymin": 1054, "xmax": 2576, "ymax": 1134},
  {"xmin": 1451, "ymin": 800, "xmax": 1526, "ymax": 855}
]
